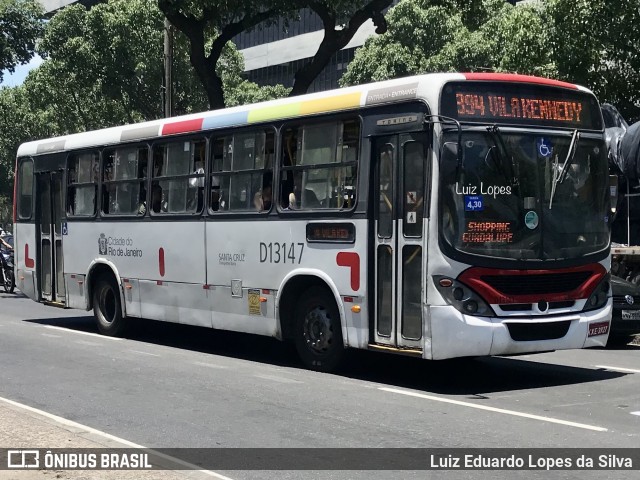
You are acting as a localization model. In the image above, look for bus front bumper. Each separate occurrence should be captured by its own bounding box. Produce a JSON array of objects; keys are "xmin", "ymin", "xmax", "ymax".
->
[{"xmin": 428, "ymin": 301, "xmax": 612, "ymax": 360}]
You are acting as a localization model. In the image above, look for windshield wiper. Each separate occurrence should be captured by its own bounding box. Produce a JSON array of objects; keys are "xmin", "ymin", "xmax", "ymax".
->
[
  {"xmin": 549, "ymin": 129, "xmax": 580, "ymax": 209},
  {"xmin": 486, "ymin": 125, "xmax": 518, "ymax": 188}
]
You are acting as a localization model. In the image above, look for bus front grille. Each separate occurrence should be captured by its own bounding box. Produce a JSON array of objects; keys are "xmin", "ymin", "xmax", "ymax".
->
[{"xmin": 481, "ymin": 272, "xmax": 592, "ymax": 295}]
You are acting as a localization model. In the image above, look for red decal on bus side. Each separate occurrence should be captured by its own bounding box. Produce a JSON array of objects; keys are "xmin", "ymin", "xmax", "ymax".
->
[
  {"xmin": 25, "ymin": 244, "xmax": 35, "ymax": 268},
  {"xmin": 336, "ymin": 252, "xmax": 360, "ymax": 291},
  {"xmin": 159, "ymin": 247, "xmax": 165, "ymax": 277},
  {"xmin": 161, "ymin": 118, "xmax": 204, "ymax": 135}
]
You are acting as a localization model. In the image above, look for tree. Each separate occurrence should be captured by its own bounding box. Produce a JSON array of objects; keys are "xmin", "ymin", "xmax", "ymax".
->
[
  {"xmin": 289, "ymin": 0, "xmax": 392, "ymax": 96},
  {"xmin": 547, "ymin": 0, "xmax": 640, "ymax": 122},
  {"xmin": 26, "ymin": 0, "xmax": 287, "ymax": 134},
  {"xmin": 158, "ymin": 0, "xmax": 394, "ymax": 108},
  {"xmin": 341, "ymin": 0, "xmax": 555, "ymax": 86},
  {"xmin": 0, "ymin": 85, "xmax": 47, "ymax": 210},
  {"xmin": 0, "ymin": 0, "xmax": 288, "ymax": 213},
  {"xmin": 33, "ymin": 0, "xmax": 207, "ymax": 131},
  {"xmin": 0, "ymin": 0, "xmax": 44, "ymax": 83}
]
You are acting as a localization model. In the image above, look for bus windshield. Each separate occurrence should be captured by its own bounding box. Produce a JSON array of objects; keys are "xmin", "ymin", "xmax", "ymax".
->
[{"xmin": 439, "ymin": 129, "xmax": 610, "ymax": 262}]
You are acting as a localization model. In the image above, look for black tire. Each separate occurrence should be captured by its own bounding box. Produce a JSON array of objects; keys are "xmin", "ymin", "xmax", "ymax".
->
[
  {"xmin": 93, "ymin": 276, "xmax": 127, "ymax": 336},
  {"xmin": 3, "ymin": 268, "xmax": 14, "ymax": 294},
  {"xmin": 293, "ymin": 286, "xmax": 344, "ymax": 372}
]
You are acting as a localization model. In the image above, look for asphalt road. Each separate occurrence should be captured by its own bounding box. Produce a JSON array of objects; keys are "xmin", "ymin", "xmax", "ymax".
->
[{"xmin": 0, "ymin": 292, "xmax": 639, "ymax": 480}]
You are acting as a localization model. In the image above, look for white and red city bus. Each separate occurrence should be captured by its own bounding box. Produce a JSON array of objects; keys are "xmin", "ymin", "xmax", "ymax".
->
[{"xmin": 13, "ymin": 73, "xmax": 612, "ymax": 371}]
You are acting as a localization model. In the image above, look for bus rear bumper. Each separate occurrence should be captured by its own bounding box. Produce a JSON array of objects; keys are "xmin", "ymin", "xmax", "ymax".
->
[{"xmin": 429, "ymin": 303, "xmax": 612, "ymax": 360}]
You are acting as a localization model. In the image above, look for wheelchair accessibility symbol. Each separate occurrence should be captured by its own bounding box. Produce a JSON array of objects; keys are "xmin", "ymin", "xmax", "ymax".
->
[{"xmin": 537, "ymin": 138, "xmax": 553, "ymax": 158}]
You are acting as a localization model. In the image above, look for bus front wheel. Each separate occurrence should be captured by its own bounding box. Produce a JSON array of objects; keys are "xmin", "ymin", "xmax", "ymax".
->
[
  {"xmin": 294, "ymin": 286, "xmax": 344, "ymax": 372},
  {"xmin": 93, "ymin": 276, "xmax": 126, "ymax": 336}
]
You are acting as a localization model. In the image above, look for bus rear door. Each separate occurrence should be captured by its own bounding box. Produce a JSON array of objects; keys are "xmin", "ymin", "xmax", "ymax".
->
[
  {"xmin": 372, "ymin": 133, "xmax": 429, "ymax": 351},
  {"xmin": 35, "ymin": 170, "xmax": 66, "ymax": 304}
]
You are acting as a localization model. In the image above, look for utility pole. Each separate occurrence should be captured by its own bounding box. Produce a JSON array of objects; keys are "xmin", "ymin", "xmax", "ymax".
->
[{"xmin": 163, "ymin": 17, "xmax": 173, "ymax": 118}]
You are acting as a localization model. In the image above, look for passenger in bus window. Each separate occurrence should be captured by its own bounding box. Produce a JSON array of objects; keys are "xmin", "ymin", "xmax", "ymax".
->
[
  {"xmin": 253, "ymin": 184, "xmax": 272, "ymax": 212},
  {"xmin": 137, "ymin": 185, "xmax": 148, "ymax": 215},
  {"xmin": 186, "ymin": 160, "xmax": 205, "ymax": 212},
  {"xmin": 151, "ymin": 184, "xmax": 165, "ymax": 213},
  {"xmin": 210, "ymin": 176, "xmax": 222, "ymax": 211}
]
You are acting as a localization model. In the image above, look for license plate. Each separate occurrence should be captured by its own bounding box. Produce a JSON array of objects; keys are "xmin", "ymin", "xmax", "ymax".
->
[
  {"xmin": 621, "ymin": 310, "xmax": 640, "ymax": 320},
  {"xmin": 588, "ymin": 321, "xmax": 609, "ymax": 337}
]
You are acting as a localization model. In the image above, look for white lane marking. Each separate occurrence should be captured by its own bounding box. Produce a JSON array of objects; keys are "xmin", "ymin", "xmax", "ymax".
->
[
  {"xmin": 253, "ymin": 374, "xmax": 303, "ymax": 384},
  {"xmin": 631, "ymin": 412, "xmax": 640, "ymax": 416},
  {"xmin": 0, "ymin": 395, "xmax": 234, "ymax": 479},
  {"xmin": 193, "ymin": 361, "xmax": 227, "ymax": 369},
  {"xmin": 380, "ymin": 387, "xmax": 607, "ymax": 432},
  {"xmin": 41, "ymin": 333, "xmax": 61, "ymax": 338},
  {"xmin": 131, "ymin": 350, "xmax": 160, "ymax": 357},
  {"xmin": 595, "ymin": 365, "xmax": 640, "ymax": 374},
  {"xmin": 44, "ymin": 325, "xmax": 122, "ymax": 341}
]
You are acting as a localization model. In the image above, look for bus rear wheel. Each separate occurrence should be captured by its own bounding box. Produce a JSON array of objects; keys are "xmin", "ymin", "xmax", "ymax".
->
[
  {"xmin": 293, "ymin": 286, "xmax": 344, "ymax": 372},
  {"xmin": 93, "ymin": 276, "xmax": 127, "ymax": 336}
]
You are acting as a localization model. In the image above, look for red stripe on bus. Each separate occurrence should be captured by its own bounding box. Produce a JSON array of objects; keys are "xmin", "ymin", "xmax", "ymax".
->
[
  {"xmin": 159, "ymin": 247, "xmax": 165, "ymax": 277},
  {"xmin": 25, "ymin": 244, "xmax": 34, "ymax": 268},
  {"xmin": 336, "ymin": 252, "xmax": 360, "ymax": 291},
  {"xmin": 462, "ymin": 73, "xmax": 578, "ymax": 90},
  {"xmin": 458, "ymin": 264, "xmax": 606, "ymax": 304},
  {"xmin": 161, "ymin": 118, "xmax": 204, "ymax": 135}
]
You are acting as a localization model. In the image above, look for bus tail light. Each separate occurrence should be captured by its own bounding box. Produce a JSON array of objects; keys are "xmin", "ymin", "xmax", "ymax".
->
[
  {"xmin": 583, "ymin": 273, "xmax": 610, "ymax": 312},
  {"xmin": 434, "ymin": 275, "xmax": 495, "ymax": 317}
]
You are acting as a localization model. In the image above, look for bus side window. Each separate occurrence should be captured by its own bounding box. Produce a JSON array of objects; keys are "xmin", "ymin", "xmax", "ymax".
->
[
  {"xmin": 210, "ymin": 130, "xmax": 273, "ymax": 213},
  {"xmin": 101, "ymin": 146, "xmax": 147, "ymax": 216},
  {"xmin": 152, "ymin": 139, "xmax": 205, "ymax": 215},
  {"xmin": 17, "ymin": 159, "xmax": 34, "ymax": 220},
  {"xmin": 280, "ymin": 128, "xmax": 298, "ymax": 209},
  {"xmin": 67, "ymin": 151, "xmax": 98, "ymax": 217},
  {"xmin": 280, "ymin": 119, "xmax": 359, "ymax": 211}
]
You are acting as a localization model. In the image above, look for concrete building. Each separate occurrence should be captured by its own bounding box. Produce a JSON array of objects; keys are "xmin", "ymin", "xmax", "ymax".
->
[
  {"xmin": 236, "ymin": 0, "xmax": 531, "ymax": 92},
  {"xmin": 39, "ymin": 0, "xmax": 100, "ymax": 15}
]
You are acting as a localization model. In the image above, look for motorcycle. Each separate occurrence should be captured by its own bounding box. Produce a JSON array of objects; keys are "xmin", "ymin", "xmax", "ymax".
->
[{"xmin": 0, "ymin": 248, "xmax": 15, "ymax": 294}]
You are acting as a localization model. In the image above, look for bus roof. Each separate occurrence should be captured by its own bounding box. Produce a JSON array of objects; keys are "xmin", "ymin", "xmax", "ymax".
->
[{"xmin": 16, "ymin": 72, "xmax": 592, "ymax": 157}]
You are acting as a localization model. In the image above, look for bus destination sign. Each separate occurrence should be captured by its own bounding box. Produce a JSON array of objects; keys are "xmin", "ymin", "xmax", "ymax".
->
[
  {"xmin": 454, "ymin": 93, "xmax": 583, "ymax": 125},
  {"xmin": 440, "ymin": 81, "xmax": 602, "ymax": 130},
  {"xmin": 306, "ymin": 223, "xmax": 355, "ymax": 243}
]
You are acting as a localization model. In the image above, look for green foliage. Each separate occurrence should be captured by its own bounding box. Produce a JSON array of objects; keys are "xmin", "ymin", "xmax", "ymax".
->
[
  {"xmin": 0, "ymin": 0, "xmax": 44, "ymax": 82},
  {"xmin": 0, "ymin": 84, "xmax": 47, "ymax": 208},
  {"xmin": 0, "ymin": 0, "xmax": 288, "ymax": 206},
  {"xmin": 341, "ymin": 0, "xmax": 554, "ymax": 86},
  {"xmin": 548, "ymin": 0, "xmax": 640, "ymax": 121}
]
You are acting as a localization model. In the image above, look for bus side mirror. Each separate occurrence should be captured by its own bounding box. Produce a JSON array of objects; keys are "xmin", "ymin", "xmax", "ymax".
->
[{"xmin": 610, "ymin": 175, "xmax": 618, "ymax": 215}]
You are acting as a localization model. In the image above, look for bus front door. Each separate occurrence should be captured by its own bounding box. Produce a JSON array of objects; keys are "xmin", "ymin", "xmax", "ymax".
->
[
  {"xmin": 35, "ymin": 171, "xmax": 66, "ymax": 304},
  {"xmin": 372, "ymin": 134, "xmax": 429, "ymax": 351}
]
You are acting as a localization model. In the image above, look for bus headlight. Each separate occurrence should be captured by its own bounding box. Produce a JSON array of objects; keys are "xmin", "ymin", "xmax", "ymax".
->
[
  {"xmin": 434, "ymin": 275, "xmax": 495, "ymax": 317},
  {"xmin": 583, "ymin": 273, "xmax": 610, "ymax": 312}
]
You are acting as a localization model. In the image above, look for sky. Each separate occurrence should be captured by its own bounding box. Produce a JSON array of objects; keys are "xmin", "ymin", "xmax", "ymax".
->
[{"xmin": 0, "ymin": 55, "xmax": 43, "ymax": 88}]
